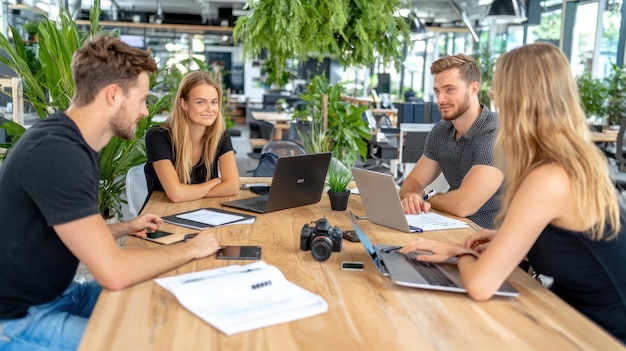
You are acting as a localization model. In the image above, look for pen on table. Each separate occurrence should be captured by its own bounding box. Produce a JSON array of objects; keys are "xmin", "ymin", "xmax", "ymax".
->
[{"xmin": 422, "ymin": 190, "xmax": 437, "ymax": 201}]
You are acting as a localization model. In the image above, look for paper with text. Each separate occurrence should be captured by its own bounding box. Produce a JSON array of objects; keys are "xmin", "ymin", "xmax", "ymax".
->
[
  {"xmin": 406, "ymin": 212, "xmax": 469, "ymax": 231},
  {"xmin": 155, "ymin": 261, "xmax": 328, "ymax": 335}
]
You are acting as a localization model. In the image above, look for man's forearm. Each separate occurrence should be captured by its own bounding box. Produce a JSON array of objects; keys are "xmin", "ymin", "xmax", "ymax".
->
[
  {"xmin": 427, "ymin": 190, "xmax": 477, "ymax": 218},
  {"xmin": 399, "ymin": 177, "xmax": 425, "ymax": 199}
]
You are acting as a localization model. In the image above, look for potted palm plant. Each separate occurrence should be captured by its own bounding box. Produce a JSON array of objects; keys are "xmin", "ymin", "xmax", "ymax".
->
[{"xmin": 325, "ymin": 159, "xmax": 352, "ymax": 211}]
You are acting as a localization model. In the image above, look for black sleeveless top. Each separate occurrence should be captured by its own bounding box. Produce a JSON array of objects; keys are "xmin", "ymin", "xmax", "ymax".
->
[{"xmin": 528, "ymin": 220, "xmax": 626, "ymax": 343}]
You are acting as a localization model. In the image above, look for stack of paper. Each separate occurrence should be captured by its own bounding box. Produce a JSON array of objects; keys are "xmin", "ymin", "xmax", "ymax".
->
[{"xmin": 155, "ymin": 261, "xmax": 328, "ymax": 335}]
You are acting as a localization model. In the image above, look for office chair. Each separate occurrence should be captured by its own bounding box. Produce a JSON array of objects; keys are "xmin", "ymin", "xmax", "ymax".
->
[
  {"xmin": 261, "ymin": 139, "xmax": 306, "ymax": 157},
  {"xmin": 247, "ymin": 109, "xmax": 275, "ymax": 159},
  {"xmin": 286, "ymin": 120, "xmax": 311, "ymax": 144},
  {"xmin": 125, "ymin": 163, "xmax": 148, "ymax": 217}
]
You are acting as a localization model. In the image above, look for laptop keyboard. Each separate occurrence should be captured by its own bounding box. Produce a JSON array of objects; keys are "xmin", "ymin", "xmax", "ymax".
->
[
  {"xmin": 403, "ymin": 252, "xmax": 457, "ymax": 287},
  {"xmin": 243, "ymin": 198, "xmax": 267, "ymax": 211}
]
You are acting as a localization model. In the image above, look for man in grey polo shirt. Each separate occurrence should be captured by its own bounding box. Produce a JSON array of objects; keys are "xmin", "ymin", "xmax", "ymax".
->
[{"xmin": 399, "ymin": 53, "xmax": 502, "ymax": 229}]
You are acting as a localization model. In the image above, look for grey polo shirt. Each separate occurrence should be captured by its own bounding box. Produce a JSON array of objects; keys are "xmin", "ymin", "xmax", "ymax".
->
[{"xmin": 423, "ymin": 105, "xmax": 501, "ymax": 228}]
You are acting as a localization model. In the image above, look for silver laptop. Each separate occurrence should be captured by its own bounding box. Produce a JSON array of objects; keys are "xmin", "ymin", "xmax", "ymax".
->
[
  {"xmin": 352, "ymin": 167, "xmax": 420, "ymax": 232},
  {"xmin": 221, "ymin": 153, "xmax": 331, "ymax": 213},
  {"xmin": 348, "ymin": 212, "xmax": 519, "ymax": 297}
]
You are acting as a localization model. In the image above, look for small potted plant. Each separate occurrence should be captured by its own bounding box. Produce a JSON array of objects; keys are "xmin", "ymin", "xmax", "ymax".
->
[
  {"xmin": 326, "ymin": 159, "xmax": 352, "ymax": 211},
  {"xmin": 275, "ymin": 98, "xmax": 288, "ymax": 114},
  {"xmin": 22, "ymin": 21, "xmax": 39, "ymax": 42}
]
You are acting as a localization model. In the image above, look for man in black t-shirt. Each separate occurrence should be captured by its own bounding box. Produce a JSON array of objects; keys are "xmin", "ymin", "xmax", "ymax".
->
[{"xmin": 0, "ymin": 35, "xmax": 220, "ymax": 350}]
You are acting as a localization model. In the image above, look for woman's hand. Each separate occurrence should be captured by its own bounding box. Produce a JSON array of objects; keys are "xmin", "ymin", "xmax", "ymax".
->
[
  {"xmin": 399, "ymin": 238, "xmax": 478, "ymax": 263},
  {"xmin": 463, "ymin": 229, "xmax": 497, "ymax": 253}
]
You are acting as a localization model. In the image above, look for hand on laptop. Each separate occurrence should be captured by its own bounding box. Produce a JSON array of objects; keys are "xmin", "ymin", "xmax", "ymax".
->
[
  {"xmin": 401, "ymin": 192, "xmax": 432, "ymax": 214},
  {"xmin": 399, "ymin": 238, "xmax": 478, "ymax": 263},
  {"xmin": 463, "ymin": 229, "xmax": 496, "ymax": 253}
]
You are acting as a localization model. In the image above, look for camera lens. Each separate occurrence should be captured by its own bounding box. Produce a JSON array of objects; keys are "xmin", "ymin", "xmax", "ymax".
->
[{"xmin": 311, "ymin": 236, "xmax": 333, "ymax": 261}]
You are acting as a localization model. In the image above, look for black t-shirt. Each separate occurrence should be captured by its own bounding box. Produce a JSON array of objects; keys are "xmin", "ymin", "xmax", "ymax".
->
[
  {"xmin": 144, "ymin": 126, "xmax": 234, "ymax": 193},
  {"xmin": 0, "ymin": 111, "xmax": 100, "ymax": 318}
]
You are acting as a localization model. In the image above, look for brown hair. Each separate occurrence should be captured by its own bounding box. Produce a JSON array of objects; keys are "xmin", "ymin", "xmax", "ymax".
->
[
  {"xmin": 71, "ymin": 35, "xmax": 157, "ymax": 107},
  {"xmin": 430, "ymin": 53, "xmax": 481, "ymax": 84}
]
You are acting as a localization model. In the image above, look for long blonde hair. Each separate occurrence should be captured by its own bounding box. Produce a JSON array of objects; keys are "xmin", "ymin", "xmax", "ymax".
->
[
  {"xmin": 163, "ymin": 71, "xmax": 225, "ymax": 184},
  {"xmin": 493, "ymin": 43, "xmax": 619, "ymax": 240}
]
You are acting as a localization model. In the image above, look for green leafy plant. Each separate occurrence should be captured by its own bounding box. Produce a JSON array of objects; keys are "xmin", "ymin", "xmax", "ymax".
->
[
  {"xmin": 474, "ymin": 45, "xmax": 496, "ymax": 107},
  {"xmin": 233, "ymin": 0, "xmax": 410, "ymax": 86},
  {"xmin": 0, "ymin": 1, "xmax": 169, "ymax": 220},
  {"xmin": 293, "ymin": 75, "xmax": 371, "ymax": 166},
  {"xmin": 604, "ymin": 63, "xmax": 626, "ymax": 126},
  {"xmin": 576, "ymin": 70, "xmax": 608, "ymax": 124},
  {"xmin": 22, "ymin": 20, "xmax": 39, "ymax": 40},
  {"xmin": 325, "ymin": 159, "xmax": 352, "ymax": 193}
]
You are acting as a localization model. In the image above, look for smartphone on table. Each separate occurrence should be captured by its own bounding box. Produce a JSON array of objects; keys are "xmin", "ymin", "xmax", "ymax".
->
[{"xmin": 216, "ymin": 246, "xmax": 262, "ymax": 260}]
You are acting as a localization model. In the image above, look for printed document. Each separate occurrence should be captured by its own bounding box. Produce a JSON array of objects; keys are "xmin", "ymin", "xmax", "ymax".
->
[
  {"xmin": 405, "ymin": 212, "xmax": 468, "ymax": 231},
  {"xmin": 155, "ymin": 261, "xmax": 328, "ymax": 335}
]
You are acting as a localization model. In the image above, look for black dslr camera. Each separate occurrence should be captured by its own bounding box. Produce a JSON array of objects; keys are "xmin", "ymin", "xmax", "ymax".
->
[{"xmin": 300, "ymin": 217, "xmax": 343, "ymax": 261}]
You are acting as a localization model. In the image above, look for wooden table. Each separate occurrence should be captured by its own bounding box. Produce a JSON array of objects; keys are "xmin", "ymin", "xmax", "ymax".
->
[
  {"xmin": 591, "ymin": 130, "xmax": 619, "ymax": 143},
  {"xmin": 80, "ymin": 178, "xmax": 624, "ymax": 350},
  {"xmin": 251, "ymin": 111, "xmax": 292, "ymax": 140}
]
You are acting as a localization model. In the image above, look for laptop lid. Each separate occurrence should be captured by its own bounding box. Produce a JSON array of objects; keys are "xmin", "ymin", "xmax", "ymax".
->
[
  {"xmin": 351, "ymin": 167, "xmax": 415, "ymax": 232},
  {"xmin": 348, "ymin": 212, "xmax": 519, "ymax": 297},
  {"xmin": 221, "ymin": 152, "xmax": 331, "ymax": 213}
]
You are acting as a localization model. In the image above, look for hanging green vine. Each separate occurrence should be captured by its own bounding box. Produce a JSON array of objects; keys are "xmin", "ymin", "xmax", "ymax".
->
[{"xmin": 233, "ymin": 0, "xmax": 411, "ymax": 86}]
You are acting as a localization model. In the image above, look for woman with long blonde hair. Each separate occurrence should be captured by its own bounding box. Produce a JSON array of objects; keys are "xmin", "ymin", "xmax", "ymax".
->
[
  {"xmin": 145, "ymin": 71, "xmax": 239, "ymax": 202},
  {"xmin": 400, "ymin": 43, "xmax": 626, "ymax": 342}
]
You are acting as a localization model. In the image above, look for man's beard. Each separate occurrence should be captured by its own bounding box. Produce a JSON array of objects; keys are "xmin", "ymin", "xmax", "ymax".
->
[
  {"xmin": 110, "ymin": 103, "xmax": 135, "ymax": 140},
  {"xmin": 440, "ymin": 92, "xmax": 471, "ymax": 121}
]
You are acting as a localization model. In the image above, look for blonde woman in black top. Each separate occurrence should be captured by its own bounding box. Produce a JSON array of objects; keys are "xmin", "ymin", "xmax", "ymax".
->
[
  {"xmin": 400, "ymin": 43, "xmax": 626, "ymax": 343},
  {"xmin": 146, "ymin": 71, "xmax": 240, "ymax": 202}
]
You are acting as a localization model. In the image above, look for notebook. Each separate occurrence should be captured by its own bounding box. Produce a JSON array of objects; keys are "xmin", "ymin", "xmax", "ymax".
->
[
  {"xmin": 221, "ymin": 152, "xmax": 332, "ymax": 213},
  {"xmin": 348, "ymin": 212, "xmax": 519, "ymax": 297},
  {"xmin": 351, "ymin": 167, "xmax": 468, "ymax": 233}
]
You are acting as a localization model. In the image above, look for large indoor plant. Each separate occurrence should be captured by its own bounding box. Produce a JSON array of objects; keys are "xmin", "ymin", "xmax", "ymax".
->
[
  {"xmin": 293, "ymin": 75, "xmax": 371, "ymax": 167},
  {"xmin": 604, "ymin": 63, "xmax": 626, "ymax": 126},
  {"xmin": 0, "ymin": 2, "xmax": 165, "ymax": 220},
  {"xmin": 576, "ymin": 70, "xmax": 608, "ymax": 128},
  {"xmin": 233, "ymin": 0, "xmax": 411, "ymax": 86}
]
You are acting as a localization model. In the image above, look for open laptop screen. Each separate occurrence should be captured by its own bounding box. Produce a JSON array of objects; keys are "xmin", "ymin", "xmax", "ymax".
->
[{"xmin": 348, "ymin": 212, "xmax": 384, "ymax": 271}]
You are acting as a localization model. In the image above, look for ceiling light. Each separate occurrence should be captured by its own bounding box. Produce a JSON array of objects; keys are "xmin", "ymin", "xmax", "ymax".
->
[{"xmin": 486, "ymin": 0, "xmax": 527, "ymax": 23}]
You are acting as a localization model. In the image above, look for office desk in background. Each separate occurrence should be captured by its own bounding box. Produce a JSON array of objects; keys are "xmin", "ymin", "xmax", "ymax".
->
[
  {"xmin": 591, "ymin": 130, "xmax": 619, "ymax": 143},
  {"xmin": 251, "ymin": 111, "xmax": 292, "ymax": 140},
  {"xmin": 80, "ymin": 177, "xmax": 624, "ymax": 350}
]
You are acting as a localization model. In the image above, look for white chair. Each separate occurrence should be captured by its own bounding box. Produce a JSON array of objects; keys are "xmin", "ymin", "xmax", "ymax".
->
[{"xmin": 125, "ymin": 163, "xmax": 148, "ymax": 218}]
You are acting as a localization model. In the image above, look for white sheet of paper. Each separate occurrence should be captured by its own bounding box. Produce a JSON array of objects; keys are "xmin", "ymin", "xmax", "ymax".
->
[
  {"xmin": 405, "ymin": 212, "xmax": 469, "ymax": 231},
  {"xmin": 155, "ymin": 261, "xmax": 328, "ymax": 335}
]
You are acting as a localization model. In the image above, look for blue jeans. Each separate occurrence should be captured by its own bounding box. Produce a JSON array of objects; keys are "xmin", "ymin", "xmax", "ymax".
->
[{"xmin": 0, "ymin": 280, "xmax": 101, "ymax": 351}]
